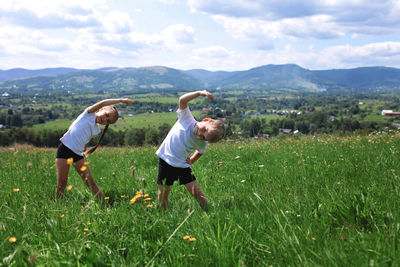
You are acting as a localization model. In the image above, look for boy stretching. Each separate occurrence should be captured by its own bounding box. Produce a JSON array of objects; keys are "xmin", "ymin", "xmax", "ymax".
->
[{"xmin": 156, "ymin": 90, "xmax": 225, "ymax": 210}]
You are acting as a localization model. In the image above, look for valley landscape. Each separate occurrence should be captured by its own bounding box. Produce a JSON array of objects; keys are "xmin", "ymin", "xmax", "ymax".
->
[{"xmin": 1, "ymin": 65, "xmax": 400, "ymax": 266}]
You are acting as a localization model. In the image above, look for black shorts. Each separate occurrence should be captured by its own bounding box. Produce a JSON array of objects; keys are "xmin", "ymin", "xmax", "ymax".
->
[
  {"xmin": 56, "ymin": 143, "xmax": 84, "ymax": 163},
  {"xmin": 157, "ymin": 158, "xmax": 196, "ymax": 186}
]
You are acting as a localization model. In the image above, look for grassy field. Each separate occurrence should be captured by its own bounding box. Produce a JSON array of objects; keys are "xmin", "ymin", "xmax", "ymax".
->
[
  {"xmin": 31, "ymin": 110, "xmax": 203, "ymax": 131},
  {"xmin": 1, "ymin": 133, "xmax": 400, "ymax": 266}
]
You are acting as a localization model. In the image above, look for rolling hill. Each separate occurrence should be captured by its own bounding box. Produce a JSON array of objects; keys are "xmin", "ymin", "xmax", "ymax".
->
[{"xmin": 1, "ymin": 64, "xmax": 400, "ymax": 93}]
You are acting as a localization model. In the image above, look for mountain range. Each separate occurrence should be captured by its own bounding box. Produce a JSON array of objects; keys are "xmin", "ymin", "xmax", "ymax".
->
[{"xmin": 1, "ymin": 64, "xmax": 400, "ymax": 93}]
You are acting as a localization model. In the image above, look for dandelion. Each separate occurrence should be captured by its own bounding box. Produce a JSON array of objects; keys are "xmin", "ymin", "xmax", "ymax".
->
[
  {"xmin": 8, "ymin": 237, "xmax": 17, "ymax": 243},
  {"xmin": 145, "ymin": 198, "xmax": 151, "ymax": 201},
  {"xmin": 66, "ymin": 158, "xmax": 73, "ymax": 165},
  {"xmin": 147, "ymin": 205, "xmax": 153, "ymax": 208},
  {"xmin": 104, "ymin": 197, "xmax": 110, "ymax": 200},
  {"xmin": 312, "ymin": 237, "xmax": 316, "ymax": 241},
  {"xmin": 188, "ymin": 237, "xmax": 196, "ymax": 242},
  {"xmin": 183, "ymin": 235, "xmax": 190, "ymax": 240},
  {"xmin": 87, "ymin": 222, "xmax": 91, "ymax": 225},
  {"xmin": 60, "ymin": 214, "xmax": 65, "ymax": 218},
  {"xmin": 84, "ymin": 161, "xmax": 89, "ymax": 165},
  {"xmin": 13, "ymin": 188, "xmax": 20, "ymax": 192},
  {"xmin": 144, "ymin": 194, "xmax": 149, "ymax": 197},
  {"xmin": 130, "ymin": 194, "xmax": 142, "ymax": 204},
  {"xmin": 67, "ymin": 185, "xmax": 72, "ymax": 191},
  {"xmin": 80, "ymin": 166, "xmax": 87, "ymax": 172},
  {"xmin": 77, "ymin": 229, "xmax": 80, "ymax": 233},
  {"xmin": 83, "ymin": 228, "xmax": 88, "ymax": 232}
]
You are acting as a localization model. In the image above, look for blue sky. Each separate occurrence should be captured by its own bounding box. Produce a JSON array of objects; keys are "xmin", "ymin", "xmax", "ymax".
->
[{"xmin": 1, "ymin": 0, "xmax": 400, "ymax": 71}]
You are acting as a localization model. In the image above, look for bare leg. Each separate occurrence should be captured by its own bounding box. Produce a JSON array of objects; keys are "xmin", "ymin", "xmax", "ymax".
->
[
  {"xmin": 56, "ymin": 158, "xmax": 71, "ymax": 198},
  {"xmin": 158, "ymin": 185, "xmax": 164, "ymax": 202},
  {"xmin": 74, "ymin": 158, "xmax": 104, "ymax": 200},
  {"xmin": 158, "ymin": 185, "xmax": 170, "ymax": 210},
  {"xmin": 184, "ymin": 181, "xmax": 208, "ymax": 209}
]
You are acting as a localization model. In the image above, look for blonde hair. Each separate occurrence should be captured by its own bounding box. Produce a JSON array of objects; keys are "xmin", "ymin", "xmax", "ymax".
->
[{"xmin": 207, "ymin": 120, "xmax": 225, "ymax": 143}]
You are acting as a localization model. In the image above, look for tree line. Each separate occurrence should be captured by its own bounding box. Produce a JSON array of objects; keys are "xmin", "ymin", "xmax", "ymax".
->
[{"xmin": 0, "ymin": 123, "xmax": 174, "ymax": 148}]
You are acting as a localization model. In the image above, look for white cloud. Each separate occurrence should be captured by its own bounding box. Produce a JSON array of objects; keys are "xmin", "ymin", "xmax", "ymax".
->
[
  {"xmin": 321, "ymin": 42, "xmax": 400, "ymax": 67},
  {"xmin": 0, "ymin": 0, "xmax": 104, "ymax": 29},
  {"xmin": 161, "ymin": 24, "xmax": 195, "ymax": 49},
  {"xmin": 188, "ymin": 0, "xmax": 400, "ymax": 39},
  {"xmin": 101, "ymin": 11, "xmax": 135, "ymax": 33},
  {"xmin": 194, "ymin": 46, "xmax": 230, "ymax": 58}
]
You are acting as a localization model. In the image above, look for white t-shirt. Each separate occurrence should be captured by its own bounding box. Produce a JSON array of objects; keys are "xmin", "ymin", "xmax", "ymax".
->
[
  {"xmin": 156, "ymin": 107, "xmax": 207, "ymax": 168},
  {"xmin": 60, "ymin": 108, "xmax": 101, "ymax": 156}
]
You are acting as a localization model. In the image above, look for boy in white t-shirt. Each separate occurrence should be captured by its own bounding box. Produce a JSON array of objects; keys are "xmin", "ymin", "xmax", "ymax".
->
[{"xmin": 156, "ymin": 90, "xmax": 225, "ymax": 210}]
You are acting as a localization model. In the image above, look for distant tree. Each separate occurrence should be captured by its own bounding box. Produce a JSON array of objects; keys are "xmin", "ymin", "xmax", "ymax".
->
[
  {"xmin": 10, "ymin": 114, "xmax": 23, "ymax": 127},
  {"xmin": 125, "ymin": 128, "xmax": 146, "ymax": 146},
  {"xmin": 145, "ymin": 128, "xmax": 159, "ymax": 145},
  {"xmin": 158, "ymin": 123, "xmax": 171, "ymax": 142}
]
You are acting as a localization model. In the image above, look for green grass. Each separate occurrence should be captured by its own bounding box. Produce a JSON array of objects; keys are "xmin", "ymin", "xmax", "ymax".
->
[
  {"xmin": 32, "ymin": 111, "xmax": 203, "ymax": 131},
  {"xmin": 1, "ymin": 133, "xmax": 400, "ymax": 265}
]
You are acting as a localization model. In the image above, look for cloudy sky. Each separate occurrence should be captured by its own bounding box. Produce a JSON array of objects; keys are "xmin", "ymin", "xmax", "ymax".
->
[{"xmin": 1, "ymin": 0, "xmax": 400, "ymax": 71}]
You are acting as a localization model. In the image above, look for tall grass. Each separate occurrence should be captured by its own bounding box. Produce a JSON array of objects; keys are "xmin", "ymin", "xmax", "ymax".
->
[{"xmin": 1, "ymin": 133, "xmax": 400, "ymax": 266}]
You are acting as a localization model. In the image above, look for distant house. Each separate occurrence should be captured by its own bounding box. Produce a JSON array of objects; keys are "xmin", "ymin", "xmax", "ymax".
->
[
  {"xmin": 279, "ymin": 128, "xmax": 292, "ymax": 134},
  {"xmin": 382, "ymin": 110, "xmax": 400, "ymax": 116},
  {"xmin": 254, "ymin": 133, "xmax": 270, "ymax": 139},
  {"xmin": 392, "ymin": 123, "xmax": 400, "ymax": 129}
]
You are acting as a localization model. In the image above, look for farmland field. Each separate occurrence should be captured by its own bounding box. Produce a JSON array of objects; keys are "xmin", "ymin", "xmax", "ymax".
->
[
  {"xmin": 1, "ymin": 133, "xmax": 400, "ymax": 266},
  {"xmin": 31, "ymin": 110, "xmax": 203, "ymax": 131}
]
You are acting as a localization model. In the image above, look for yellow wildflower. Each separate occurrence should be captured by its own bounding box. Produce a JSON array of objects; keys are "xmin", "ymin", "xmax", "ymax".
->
[
  {"xmin": 60, "ymin": 214, "xmax": 65, "ymax": 218},
  {"xmin": 145, "ymin": 198, "xmax": 151, "ymax": 201},
  {"xmin": 8, "ymin": 237, "xmax": 17, "ymax": 243},
  {"xmin": 183, "ymin": 235, "xmax": 190, "ymax": 240},
  {"xmin": 147, "ymin": 205, "xmax": 153, "ymax": 208},
  {"xmin": 13, "ymin": 188, "xmax": 20, "ymax": 192},
  {"xmin": 189, "ymin": 237, "xmax": 196, "ymax": 242},
  {"xmin": 67, "ymin": 185, "xmax": 72, "ymax": 191},
  {"xmin": 83, "ymin": 228, "xmax": 88, "ymax": 232},
  {"xmin": 66, "ymin": 158, "xmax": 73, "ymax": 165},
  {"xmin": 104, "ymin": 197, "xmax": 110, "ymax": 200},
  {"xmin": 80, "ymin": 166, "xmax": 87, "ymax": 172}
]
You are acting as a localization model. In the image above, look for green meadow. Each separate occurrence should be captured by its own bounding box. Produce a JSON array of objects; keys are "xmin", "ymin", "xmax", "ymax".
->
[
  {"xmin": 31, "ymin": 110, "xmax": 202, "ymax": 131},
  {"xmin": 1, "ymin": 133, "xmax": 400, "ymax": 266}
]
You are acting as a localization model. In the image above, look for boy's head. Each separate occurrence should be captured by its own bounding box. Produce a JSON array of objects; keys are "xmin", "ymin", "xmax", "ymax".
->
[
  {"xmin": 194, "ymin": 118, "xmax": 225, "ymax": 143},
  {"xmin": 96, "ymin": 106, "xmax": 119, "ymax": 125}
]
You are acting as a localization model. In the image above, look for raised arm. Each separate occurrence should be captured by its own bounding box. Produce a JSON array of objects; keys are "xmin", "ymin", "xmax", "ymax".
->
[
  {"xmin": 87, "ymin": 98, "xmax": 132, "ymax": 113},
  {"xmin": 178, "ymin": 90, "xmax": 214, "ymax": 110}
]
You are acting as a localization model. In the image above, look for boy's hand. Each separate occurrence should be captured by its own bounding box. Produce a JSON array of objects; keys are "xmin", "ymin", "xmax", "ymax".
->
[
  {"xmin": 186, "ymin": 157, "xmax": 194, "ymax": 165},
  {"xmin": 121, "ymin": 98, "xmax": 133, "ymax": 105},
  {"xmin": 199, "ymin": 90, "xmax": 214, "ymax": 100}
]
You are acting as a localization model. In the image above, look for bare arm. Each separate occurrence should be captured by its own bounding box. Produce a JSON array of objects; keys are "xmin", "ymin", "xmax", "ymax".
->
[
  {"xmin": 186, "ymin": 150, "xmax": 203, "ymax": 165},
  {"xmin": 178, "ymin": 90, "xmax": 214, "ymax": 110},
  {"xmin": 87, "ymin": 98, "xmax": 132, "ymax": 113}
]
